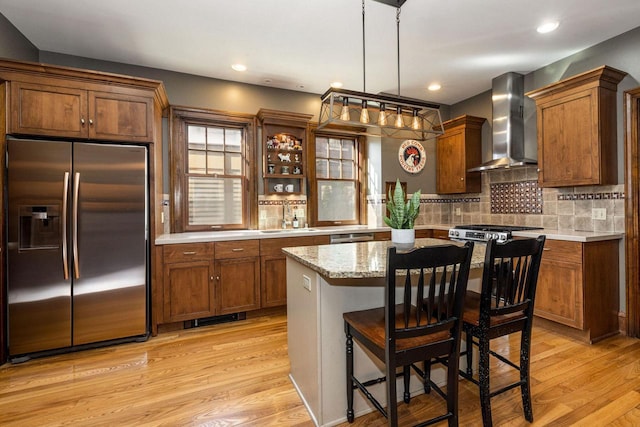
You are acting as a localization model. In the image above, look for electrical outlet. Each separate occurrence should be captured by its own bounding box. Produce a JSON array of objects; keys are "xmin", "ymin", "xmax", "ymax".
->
[
  {"xmin": 455, "ymin": 208, "xmax": 462, "ymax": 216},
  {"xmin": 592, "ymin": 208, "xmax": 606, "ymax": 220},
  {"xmin": 260, "ymin": 210, "xmax": 267, "ymax": 220},
  {"xmin": 303, "ymin": 275, "xmax": 311, "ymax": 292}
]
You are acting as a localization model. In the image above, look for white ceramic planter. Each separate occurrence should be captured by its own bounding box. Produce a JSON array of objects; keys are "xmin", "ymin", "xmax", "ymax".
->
[{"xmin": 391, "ymin": 228, "xmax": 415, "ymax": 249}]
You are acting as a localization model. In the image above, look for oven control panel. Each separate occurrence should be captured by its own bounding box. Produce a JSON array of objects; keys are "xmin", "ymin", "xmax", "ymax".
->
[{"xmin": 448, "ymin": 228, "xmax": 511, "ymax": 243}]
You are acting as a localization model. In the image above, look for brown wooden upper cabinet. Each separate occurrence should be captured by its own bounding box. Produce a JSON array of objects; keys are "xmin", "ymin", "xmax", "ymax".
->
[
  {"xmin": 436, "ymin": 115, "xmax": 485, "ymax": 194},
  {"xmin": 526, "ymin": 66, "xmax": 627, "ymax": 187},
  {"xmin": 9, "ymin": 81, "xmax": 154, "ymax": 142}
]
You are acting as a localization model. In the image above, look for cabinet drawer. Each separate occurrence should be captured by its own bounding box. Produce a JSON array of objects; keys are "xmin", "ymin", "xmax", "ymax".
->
[
  {"xmin": 163, "ymin": 243, "xmax": 214, "ymax": 263},
  {"xmin": 541, "ymin": 239, "xmax": 582, "ymax": 264},
  {"xmin": 215, "ymin": 240, "xmax": 260, "ymax": 259}
]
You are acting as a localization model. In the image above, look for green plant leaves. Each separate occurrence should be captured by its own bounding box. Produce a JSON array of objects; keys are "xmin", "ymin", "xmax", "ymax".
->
[{"xmin": 383, "ymin": 179, "xmax": 421, "ymax": 229}]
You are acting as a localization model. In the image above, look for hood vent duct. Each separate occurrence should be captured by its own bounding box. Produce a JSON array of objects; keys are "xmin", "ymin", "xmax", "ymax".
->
[{"xmin": 468, "ymin": 72, "xmax": 537, "ymax": 172}]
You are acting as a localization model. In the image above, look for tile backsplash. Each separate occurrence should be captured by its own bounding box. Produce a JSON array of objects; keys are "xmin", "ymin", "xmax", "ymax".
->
[
  {"xmin": 258, "ymin": 195, "xmax": 308, "ymax": 229},
  {"xmin": 372, "ymin": 166, "xmax": 625, "ymax": 233}
]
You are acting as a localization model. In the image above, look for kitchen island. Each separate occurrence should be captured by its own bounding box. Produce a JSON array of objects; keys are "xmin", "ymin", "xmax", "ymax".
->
[{"xmin": 283, "ymin": 238, "xmax": 486, "ymax": 427}]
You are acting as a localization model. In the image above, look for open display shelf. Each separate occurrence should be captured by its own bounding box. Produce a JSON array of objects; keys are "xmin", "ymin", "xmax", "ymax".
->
[{"xmin": 258, "ymin": 109, "xmax": 312, "ymax": 195}]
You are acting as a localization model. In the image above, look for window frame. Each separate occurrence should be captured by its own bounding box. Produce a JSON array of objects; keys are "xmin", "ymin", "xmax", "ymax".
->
[
  {"xmin": 308, "ymin": 126, "xmax": 366, "ymax": 226},
  {"xmin": 169, "ymin": 106, "xmax": 256, "ymax": 232}
]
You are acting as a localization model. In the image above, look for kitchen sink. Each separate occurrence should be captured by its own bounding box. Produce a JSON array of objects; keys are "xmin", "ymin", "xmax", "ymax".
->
[{"xmin": 260, "ymin": 228, "xmax": 317, "ymax": 234}]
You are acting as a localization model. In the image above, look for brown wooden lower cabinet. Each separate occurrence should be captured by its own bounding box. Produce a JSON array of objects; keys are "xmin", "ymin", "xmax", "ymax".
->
[
  {"xmin": 261, "ymin": 255, "xmax": 287, "ymax": 307},
  {"xmin": 260, "ymin": 235, "xmax": 330, "ymax": 308},
  {"xmin": 534, "ymin": 238, "xmax": 619, "ymax": 343},
  {"xmin": 158, "ymin": 236, "xmax": 336, "ymax": 327},
  {"xmin": 215, "ymin": 256, "xmax": 261, "ymax": 314},
  {"xmin": 162, "ymin": 243, "xmax": 215, "ymax": 323}
]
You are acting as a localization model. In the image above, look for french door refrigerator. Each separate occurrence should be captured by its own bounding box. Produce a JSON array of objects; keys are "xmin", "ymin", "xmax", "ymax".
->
[{"xmin": 7, "ymin": 138, "xmax": 149, "ymax": 361}]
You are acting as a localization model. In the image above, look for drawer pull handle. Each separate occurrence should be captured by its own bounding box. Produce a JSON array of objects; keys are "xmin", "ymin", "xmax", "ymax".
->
[
  {"xmin": 183, "ymin": 251, "xmax": 197, "ymax": 255},
  {"xmin": 232, "ymin": 248, "xmax": 244, "ymax": 252},
  {"xmin": 543, "ymin": 248, "xmax": 550, "ymax": 251}
]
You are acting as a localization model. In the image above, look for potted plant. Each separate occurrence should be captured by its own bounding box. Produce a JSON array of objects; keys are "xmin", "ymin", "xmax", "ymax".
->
[{"xmin": 384, "ymin": 179, "xmax": 421, "ymax": 247}]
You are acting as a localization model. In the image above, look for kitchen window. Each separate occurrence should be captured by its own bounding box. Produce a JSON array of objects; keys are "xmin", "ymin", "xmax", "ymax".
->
[
  {"xmin": 170, "ymin": 107, "xmax": 256, "ymax": 232},
  {"xmin": 308, "ymin": 130, "xmax": 364, "ymax": 226}
]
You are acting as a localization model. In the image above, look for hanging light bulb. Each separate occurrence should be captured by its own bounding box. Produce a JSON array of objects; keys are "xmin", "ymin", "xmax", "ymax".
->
[
  {"xmin": 340, "ymin": 97, "xmax": 350, "ymax": 121},
  {"xmin": 360, "ymin": 100, "xmax": 370, "ymax": 124},
  {"xmin": 411, "ymin": 109, "xmax": 421, "ymax": 130},
  {"xmin": 395, "ymin": 106, "xmax": 404, "ymax": 128},
  {"xmin": 378, "ymin": 103, "xmax": 388, "ymax": 126}
]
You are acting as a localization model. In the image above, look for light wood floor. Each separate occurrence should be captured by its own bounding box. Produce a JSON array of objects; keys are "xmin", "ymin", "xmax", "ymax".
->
[{"xmin": 1, "ymin": 311, "xmax": 640, "ymax": 426}]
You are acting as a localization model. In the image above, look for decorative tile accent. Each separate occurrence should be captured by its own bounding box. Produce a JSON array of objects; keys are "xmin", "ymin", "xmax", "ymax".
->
[
  {"xmin": 258, "ymin": 199, "xmax": 306, "ymax": 205},
  {"xmin": 490, "ymin": 180, "xmax": 543, "ymax": 214},
  {"xmin": 558, "ymin": 191, "xmax": 625, "ymax": 200},
  {"xmin": 372, "ymin": 196, "xmax": 481, "ymax": 204}
]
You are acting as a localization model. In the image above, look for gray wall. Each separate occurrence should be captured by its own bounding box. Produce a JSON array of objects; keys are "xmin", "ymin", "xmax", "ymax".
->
[{"xmin": 0, "ymin": 13, "xmax": 37, "ymax": 61}]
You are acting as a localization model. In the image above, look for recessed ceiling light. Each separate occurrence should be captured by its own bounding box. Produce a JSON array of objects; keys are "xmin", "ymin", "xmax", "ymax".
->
[
  {"xmin": 428, "ymin": 83, "xmax": 441, "ymax": 91},
  {"xmin": 231, "ymin": 63, "xmax": 247, "ymax": 72},
  {"xmin": 331, "ymin": 81, "xmax": 343, "ymax": 88},
  {"xmin": 537, "ymin": 21, "xmax": 559, "ymax": 34}
]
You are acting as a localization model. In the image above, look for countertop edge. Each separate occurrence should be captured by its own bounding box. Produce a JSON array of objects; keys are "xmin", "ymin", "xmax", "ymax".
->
[{"xmin": 155, "ymin": 224, "xmax": 623, "ymax": 245}]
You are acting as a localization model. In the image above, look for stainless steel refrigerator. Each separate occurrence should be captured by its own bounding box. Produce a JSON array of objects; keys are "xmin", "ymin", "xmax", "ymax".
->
[{"xmin": 7, "ymin": 139, "xmax": 149, "ymax": 360}]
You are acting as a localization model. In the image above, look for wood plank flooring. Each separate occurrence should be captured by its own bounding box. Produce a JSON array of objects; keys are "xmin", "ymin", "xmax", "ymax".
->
[{"xmin": 1, "ymin": 311, "xmax": 640, "ymax": 426}]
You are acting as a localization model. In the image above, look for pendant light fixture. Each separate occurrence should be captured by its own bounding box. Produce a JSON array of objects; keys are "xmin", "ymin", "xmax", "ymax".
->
[{"xmin": 318, "ymin": 0, "xmax": 444, "ymax": 140}]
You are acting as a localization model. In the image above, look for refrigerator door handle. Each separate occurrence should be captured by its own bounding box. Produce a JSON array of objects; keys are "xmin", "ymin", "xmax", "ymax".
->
[
  {"xmin": 73, "ymin": 172, "xmax": 80, "ymax": 279},
  {"xmin": 62, "ymin": 172, "xmax": 70, "ymax": 280}
]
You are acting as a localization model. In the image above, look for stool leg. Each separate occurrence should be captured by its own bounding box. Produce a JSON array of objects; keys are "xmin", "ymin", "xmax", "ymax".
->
[
  {"xmin": 447, "ymin": 350, "xmax": 459, "ymax": 427},
  {"xmin": 403, "ymin": 365, "xmax": 411, "ymax": 403},
  {"xmin": 520, "ymin": 327, "xmax": 534, "ymax": 422},
  {"xmin": 465, "ymin": 331, "xmax": 473, "ymax": 377},
  {"xmin": 423, "ymin": 359, "xmax": 432, "ymax": 393},
  {"xmin": 346, "ymin": 330, "xmax": 354, "ymax": 423},
  {"xmin": 478, "ymin": 335, "xmax": 493, "ymax": 427},
  {"xmin": 386, "ymin": 362, "xmax": 398, "ymax": 427}
]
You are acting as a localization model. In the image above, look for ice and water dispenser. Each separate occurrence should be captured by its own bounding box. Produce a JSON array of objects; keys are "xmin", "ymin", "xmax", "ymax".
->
[{"xmin": 19, "ymin": 205, "xmax": 60, "ymax": 250}]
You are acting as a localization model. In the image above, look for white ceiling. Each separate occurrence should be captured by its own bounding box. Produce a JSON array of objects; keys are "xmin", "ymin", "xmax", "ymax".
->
[{"xmin": 1, "ymin": 0, "xmax": 640, "ymax": 105}]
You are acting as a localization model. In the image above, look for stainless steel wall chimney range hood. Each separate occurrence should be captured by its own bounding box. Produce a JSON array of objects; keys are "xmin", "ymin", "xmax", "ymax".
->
[{"xmin": 468, "ymin": 72, "xmax": 537, "ymax": 172}]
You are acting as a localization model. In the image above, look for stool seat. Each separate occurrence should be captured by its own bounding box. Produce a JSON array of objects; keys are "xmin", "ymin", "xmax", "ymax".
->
[
  {"xmin": 462, "ymin": 291, "xmax": 527, "ymax": 328},
  {"xmin": 344, "ymin": 305, "xmax": 452, "ymax": 353}
]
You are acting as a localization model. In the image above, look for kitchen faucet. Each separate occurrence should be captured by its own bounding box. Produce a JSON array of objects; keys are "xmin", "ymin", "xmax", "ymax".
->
[{"xmin": 282, "ymin": 201, "xmax": 290, "ymax": 229}]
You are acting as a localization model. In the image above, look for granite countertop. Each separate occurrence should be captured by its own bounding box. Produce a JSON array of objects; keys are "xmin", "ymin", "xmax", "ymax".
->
[
  {"xmin": 155, "ymin": 224, "xmax": 623, "ymax": 245},
  {"xmin": 282, "ymin": 238, "xmax": 486, "ymax": 282}
]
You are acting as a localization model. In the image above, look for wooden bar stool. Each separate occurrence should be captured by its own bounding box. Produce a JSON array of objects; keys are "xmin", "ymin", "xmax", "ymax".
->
[
  {"xmin": 460, "ymin": 236, "xmax": 546, "ymax": 427},
  {"xmin": 343, "ymin": 242, "xmax": 474, "ymax": 426}
]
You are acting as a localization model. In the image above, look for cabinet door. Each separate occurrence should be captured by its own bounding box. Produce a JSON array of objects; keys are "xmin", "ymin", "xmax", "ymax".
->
[
  {"xmin": 534, "ymin": 258, "xmax": 584, "ymax": 329},
  {"xmin": 89, "ymin": 91, "xmax": 154, "ymax": 142},
  {"xmin": 538, "ymin": 91, "xmax": 599, "ymax": 186},
  {"xmin": 261, "ymin": 255, "xmax": 287, "ymax": 307},
  {"xmin": 10, "ymin": 82, "xmax": 88, "ymax": 138},
  {"xmin": 216, "ymin": 257, "xmax": 261, "ymax": 314},
  {"xmin": 436, "ymin": 130, "xmax": 467, "ymax": 194},
  {"xmin": 163, "ymin": 260, "xmax": 215, "ymax": 322}
]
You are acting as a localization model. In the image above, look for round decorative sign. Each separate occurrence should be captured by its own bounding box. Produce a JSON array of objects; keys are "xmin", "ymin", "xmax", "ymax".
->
[{"xmin": 398, "ymin": 139, "xmax": 426, "ymax": 173}]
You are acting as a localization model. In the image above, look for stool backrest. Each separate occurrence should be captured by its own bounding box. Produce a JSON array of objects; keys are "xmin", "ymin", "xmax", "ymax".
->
[
  {"xmin": 386, "ymin": 242, "xmax": 474, "ymax": 353},
  {"xmin": 480, "ymin": 236, "xmax": 546, "ymax": 323}
]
